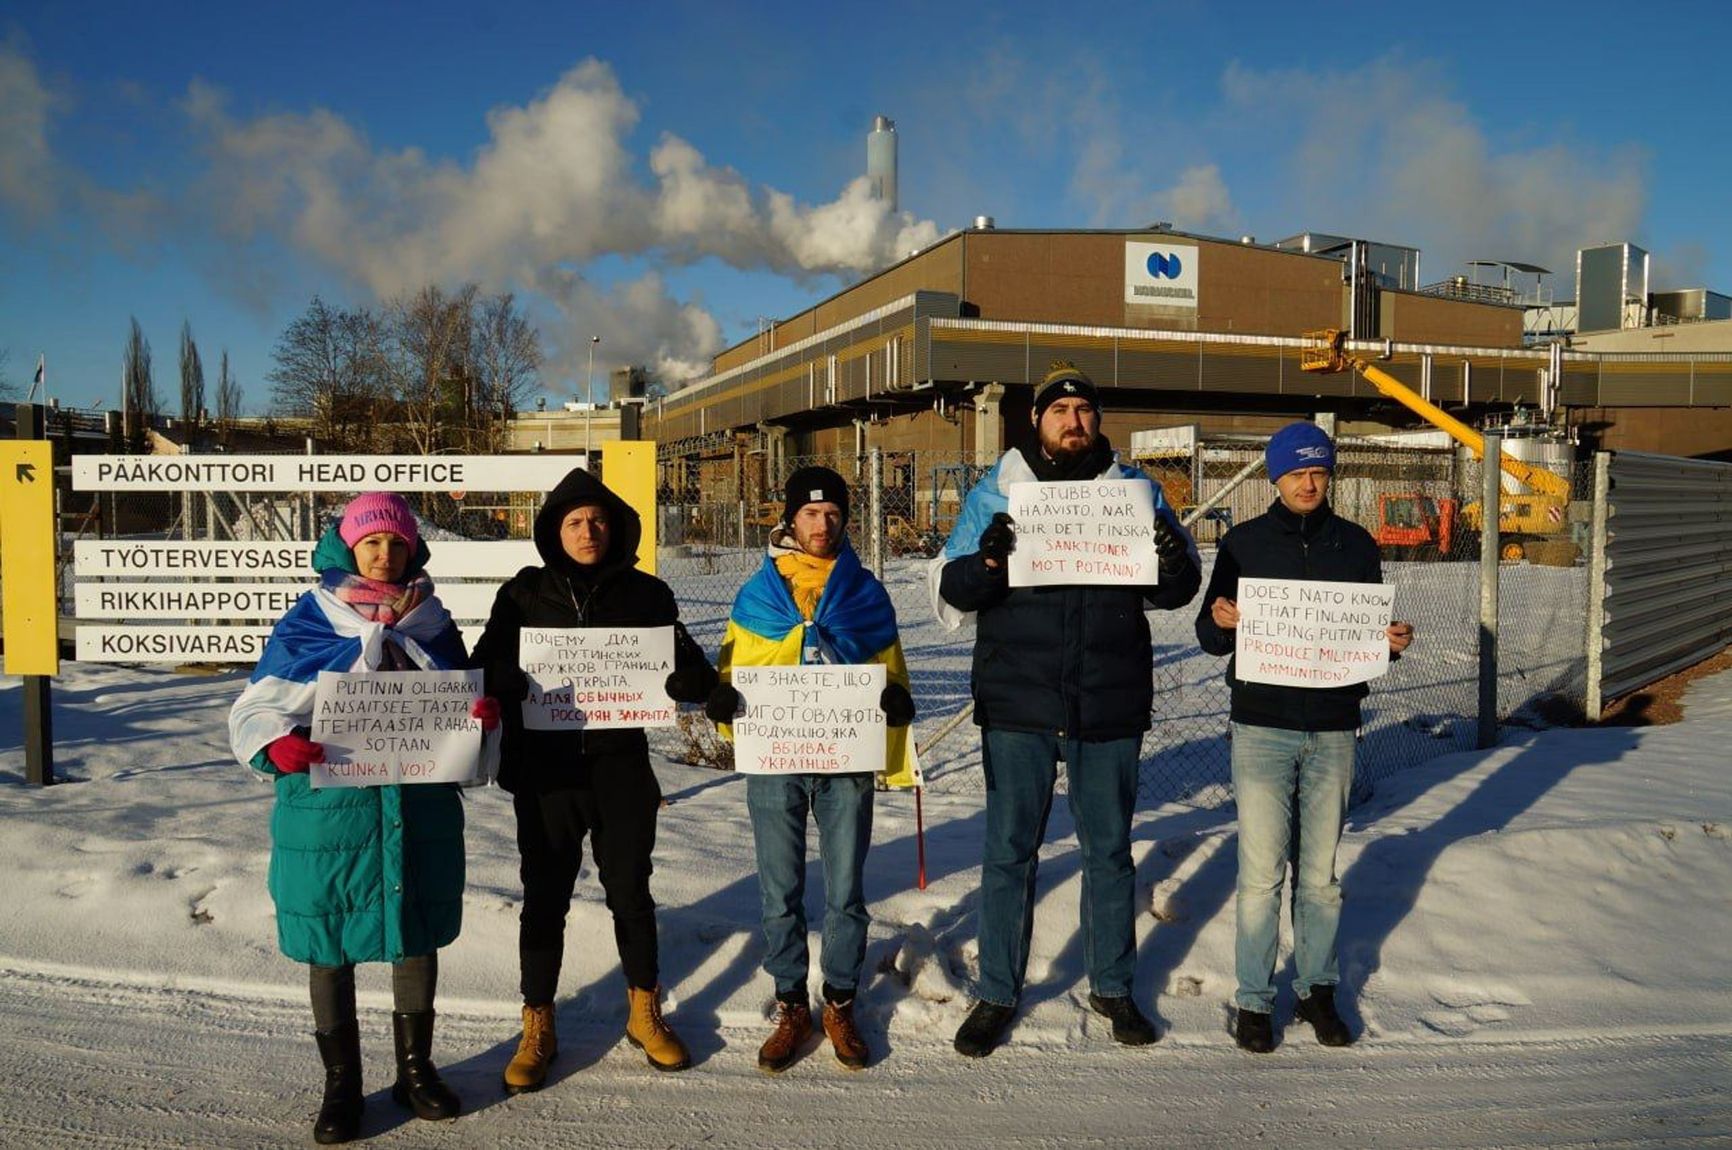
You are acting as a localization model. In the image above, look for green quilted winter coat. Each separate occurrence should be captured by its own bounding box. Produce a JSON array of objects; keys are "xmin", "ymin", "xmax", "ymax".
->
[{"xmin": 237, "ymin": 527, "xmax": 468, "ymax": 967}]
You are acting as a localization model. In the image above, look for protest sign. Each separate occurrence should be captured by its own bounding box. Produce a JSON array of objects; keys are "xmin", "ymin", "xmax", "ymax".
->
[
  {"xmin": 1233, "ymin": 578, "xmax": 1395, "ymax": 688},
  {"xmin": 310, "ymin": 669, "xmax": 484, "ymax": 788},
  {"xmin": 1006, "ymin": 479, "xmax": 1161, "ymax": 587},
  {"xmin": 519, "ymin": 627, "xmax": 677, "ymax": 730},
  {"xmin": 731, "ymin": 664, "xmax": 887, "ymax": 776}
]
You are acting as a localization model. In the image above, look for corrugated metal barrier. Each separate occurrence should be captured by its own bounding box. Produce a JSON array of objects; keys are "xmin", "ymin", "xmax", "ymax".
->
[{"xmin": 1588, "ymin": 450, "xmax": 1732, "ymax": 718}]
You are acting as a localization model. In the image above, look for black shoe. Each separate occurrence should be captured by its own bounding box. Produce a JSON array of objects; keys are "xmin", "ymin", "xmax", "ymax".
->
[
  {"xmin": 1235, "ymin": 1009, "xmax": 1275, "ymax": 1054},
  {"xmin": 953, "ymin": 1000, "xmax": 1016, "ymax": 1058},
  {"xmin": 1295, "ymin": 987, "xmax": 1354, "ymax": 1047},
  {"xmin": 390, "ymin": 1011, "xmax": 462, "ymax": 1121},
  {"xmin": 312, "ymin": 1021, "xmax": 365, "ymax": 1145},
  {"xmin": 1087, "ymin": 993, "xmax": 1158, "ymax": 1046}
]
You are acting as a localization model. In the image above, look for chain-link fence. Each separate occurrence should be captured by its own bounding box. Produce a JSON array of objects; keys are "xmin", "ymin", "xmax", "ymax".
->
[{"xmin": 652, "ymin": 443, "xmax": 1596, "ymax": 808}]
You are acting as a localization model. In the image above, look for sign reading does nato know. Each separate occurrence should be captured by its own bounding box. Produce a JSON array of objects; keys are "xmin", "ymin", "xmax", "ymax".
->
[{"xmin": 1125, "ymin": 241, "xmax": 1199, "ymax": 308}]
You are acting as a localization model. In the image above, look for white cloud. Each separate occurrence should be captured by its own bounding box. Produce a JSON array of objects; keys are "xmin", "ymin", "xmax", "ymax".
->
[{"xmin": 0, "ymin": 41, "xmax": 60, "ymax": 221}]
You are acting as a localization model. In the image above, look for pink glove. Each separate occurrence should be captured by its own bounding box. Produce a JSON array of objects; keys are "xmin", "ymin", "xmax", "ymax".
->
[
  {"xmin": 267, "ymin": 732, "xmax": 325, "ymax": 774},
  {"xmin": 471, "ymin": 696, "xmax": 502, "ymax": 731}
]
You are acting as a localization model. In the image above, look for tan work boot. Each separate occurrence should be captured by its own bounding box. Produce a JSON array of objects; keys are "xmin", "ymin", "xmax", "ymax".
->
[
  {"xmin": 502, "ymin": 1003, "xmax": 557, "ymax": 1094},
  {"xmin": 757, "ymin": 999, "xmax": 813, "ymax": 1073},
  {"xmin": 821, "ymin": 999, "xmax": 869, "ymax": 1070},
  {"xmin": 626, "ymin": 985, "xmax": 691, "ymax": 1072}
]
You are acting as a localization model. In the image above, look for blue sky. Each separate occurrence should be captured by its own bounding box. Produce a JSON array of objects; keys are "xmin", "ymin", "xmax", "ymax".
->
[{"xmin": 2, "ymin": 1, "xmax": 1727, "ymax": 413}]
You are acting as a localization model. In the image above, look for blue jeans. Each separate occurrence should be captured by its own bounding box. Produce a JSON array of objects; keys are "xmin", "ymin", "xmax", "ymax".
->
[
  {"xmin": 1229, "ymin": 722, "xmax": 1356, "ymax": 1013},
  {"xmin": 746, "ymin": 773, "xmax": 875, "ymax": 1000},
  {"xmin": 975, "ymin": 730, "xmax": 1140, "ymax": 1007}
]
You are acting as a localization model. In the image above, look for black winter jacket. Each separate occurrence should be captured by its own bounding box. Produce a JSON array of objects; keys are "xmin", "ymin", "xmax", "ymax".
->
[
  {"xmin": 939, "ymin": 498, "xmax": 1201, "ymax": 742},
  {"xmin": 471, "ymin": 467, "xmax": 716, "ymax": 793},
  {"xmin": 1194, "ymin": 499, "xmax": 1385, "ymax": 732}
]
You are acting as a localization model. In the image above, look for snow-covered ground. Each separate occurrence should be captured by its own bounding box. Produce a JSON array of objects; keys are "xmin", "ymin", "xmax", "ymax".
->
[{"xmin": 2, "ymin": 658, "xmax": 1729, "ymax": 1148}]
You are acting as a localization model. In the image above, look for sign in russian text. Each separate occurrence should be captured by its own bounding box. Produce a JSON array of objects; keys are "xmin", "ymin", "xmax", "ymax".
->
[
  {"xmin": 1006, "ymin": 479, "xmax": 1161, "ymax": 588},
  {"xmin": 1233, "ymin": 578, "xmax": 1395, "ymax": 688},
  {"xmin": 310, "ymin": 669, "xmax": 484, "ymax": 788},
  {"xmin": 731, "ymin": 664, "xmax": 887, "ymax": 776},
  {"xmin": 519, "ymin": 627, "xmax": 677, "ymax": 730},
  {"xmin": 71, "ymin": 454, "xmax": 580, "ymax": 492},
  {"xmin": 74, "ymin": 539, "xmax": 538, "ymax": 579}
]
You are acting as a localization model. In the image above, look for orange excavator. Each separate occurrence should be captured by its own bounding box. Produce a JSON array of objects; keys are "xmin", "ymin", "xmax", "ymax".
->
[{"xmin": 1301, "ymin": 329, "xmax": 1576, "ymax": 562}]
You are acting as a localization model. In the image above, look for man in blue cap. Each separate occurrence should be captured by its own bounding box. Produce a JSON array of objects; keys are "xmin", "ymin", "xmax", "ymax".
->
[{"xmin": 1195, "ymin": 421, "xmax": 1414, "ymax": 1053}]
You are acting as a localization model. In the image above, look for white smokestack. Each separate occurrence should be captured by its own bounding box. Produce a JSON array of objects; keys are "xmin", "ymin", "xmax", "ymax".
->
[{"xmin": 867, "ymin": 114, "xmax": 898, "ymax": 214}]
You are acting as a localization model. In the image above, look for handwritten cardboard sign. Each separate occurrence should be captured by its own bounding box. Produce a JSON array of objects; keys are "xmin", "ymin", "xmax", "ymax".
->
[
  {"xmin": 1233, "ymin": 578, "xmax": 1395, "ymax": 688},
  {"xmin": 519, "ymin": 627, "xmax": 677, "ymax": 730},
  {"xmin": 310, "ymin": 669, "xmax": 484, "ymax": 788},
  {"xmin": 731, "ymin": 664, "xmax": 887, "ymax": 776},
  {"xmin": 1006, "ymin": 479, "xmax": 1161, "ymax": 587}
]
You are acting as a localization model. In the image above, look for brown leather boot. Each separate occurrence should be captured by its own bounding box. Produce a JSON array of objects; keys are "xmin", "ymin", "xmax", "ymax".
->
[
  {"xmin": 756, "ymin": 1000, "xmax": 812, "ymax": 1074},
  {"xmin": 626, "ymin": 985, "xmax": 691, "ymax": 1071},
  {"xmin": 502, "ymin": 1003, "xmax": 557, "ymax": 1094},
  {"xmin": 821, "ymin": 999, "xmax": 869, "ymax": 1070}
]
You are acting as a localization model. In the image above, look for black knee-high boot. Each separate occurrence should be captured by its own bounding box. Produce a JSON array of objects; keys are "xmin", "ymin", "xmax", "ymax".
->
[
  {"xmin": 390, "ymin": 1011, "xmax": 461, "ymax": 1120},
  {"xmin": 312, "ymin": 1020, "xmax": 364, "ymax": 1144}
]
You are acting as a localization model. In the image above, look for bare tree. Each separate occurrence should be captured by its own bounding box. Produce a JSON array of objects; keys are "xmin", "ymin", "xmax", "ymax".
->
[
  {"xmin": 123, "ymin": 317, "xmax": 158, "ymax": 452},
  {"xmin": 266, "ymin": 296, "xmax": 387, "ymax": 451},
  {"xmin": 179, "ymin": 321, "xmax": 205, "ymax": 431},
  {"xmin": 383, "ymin": 283, "xmax": 478, "ymax": 456},
  {"xmin": 470, "ymin": 291, "xmax": 543, "ymax": 451},
  {"xmin": 216, "ymin": 349, "xmax": 243, "ymax": 446}
]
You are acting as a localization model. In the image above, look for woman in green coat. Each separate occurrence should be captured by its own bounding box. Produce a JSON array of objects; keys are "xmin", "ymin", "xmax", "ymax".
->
[{"xmin": 228, "ymin": 492, "xmax": 498, "ymax": 1144}]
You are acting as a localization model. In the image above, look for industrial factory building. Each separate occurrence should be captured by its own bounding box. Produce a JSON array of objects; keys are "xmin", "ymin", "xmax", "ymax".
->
[{"xmin": 643, "ymin": 222, "xmax": 1732, "ymax": 520}]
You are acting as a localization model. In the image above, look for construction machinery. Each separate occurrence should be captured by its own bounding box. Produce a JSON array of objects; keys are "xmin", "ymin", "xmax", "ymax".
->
[{"xmin": 1301, "ymin": 329, "xmax": 1576, "ymax": 563}]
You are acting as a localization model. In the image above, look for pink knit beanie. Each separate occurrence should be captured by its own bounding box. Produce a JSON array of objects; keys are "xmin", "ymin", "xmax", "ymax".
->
[{"xmin": 338, "ymin": 492, "xmax": 420, "ymax": 551}]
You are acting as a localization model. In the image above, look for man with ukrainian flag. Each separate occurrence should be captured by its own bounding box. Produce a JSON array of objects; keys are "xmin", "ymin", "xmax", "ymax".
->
[{"xmin": 705, "ymin": 465, "xmax": 916, "ymax": 1074}]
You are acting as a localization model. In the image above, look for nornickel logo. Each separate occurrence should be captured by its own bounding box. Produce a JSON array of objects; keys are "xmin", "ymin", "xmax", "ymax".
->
[{"xmin": 1146, "ymin": 251, "xmax": 1183, "ymax": 279}]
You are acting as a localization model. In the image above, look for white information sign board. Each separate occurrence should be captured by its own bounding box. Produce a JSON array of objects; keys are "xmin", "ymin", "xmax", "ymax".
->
[
  {"xmin": 519, "ymin": 627, "xmax": 678, "ymax": 730},
  {"xmin": 74, "ymin": 581, "xmax": 498, "ymax": 621},
  {"xmin": 1233, "ymin": 578, "xmax": 1395, "ymax": 688},
  {"xmin": 310, "ymin": 669, "xmax": 484, "ymax": 788},
  {"xmin": 730, "ymin": 664, "xmax": 887, "ymax": 776},
  {"xmin": 74, "ymin": 539, "xmax": 537, "ymax": 579},
  {"xmin": 1006, "ymin": 479, "xmax": 1161, "ymax": 588},
  {"xmin": 72, "ymin": 454, "xmax": 580, "ymax": 492}
]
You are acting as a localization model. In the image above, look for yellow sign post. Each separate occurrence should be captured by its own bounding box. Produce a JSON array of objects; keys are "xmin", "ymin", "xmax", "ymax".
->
[
  {"xmin": 0, "ymin": 441, "xmax": 59, "ymax": 677},
  {"xmin": 605, "ymin": 440, "xmax": 659, "ymax": 576}
]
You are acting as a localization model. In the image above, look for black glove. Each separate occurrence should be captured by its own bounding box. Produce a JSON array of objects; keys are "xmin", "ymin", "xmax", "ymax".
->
[
  {"xmin": 879, "ymin": 681, "xmax": 916, "ymax": 728},
  {"xmin": 705, "ymin": 683, "xmax": 743, "ymax": 723},
  {"xmin": 978, "ymin": 511, "xmax": 1016, "ymax": 567},
  {"xmin": 1152, "ymin": 514, "xmax": 1189, "ymax": 577},
  {"xmin": 665, "ymin": 663, "xmax": 719, "ymax": 704},
  {"xmin": 490, "ymin": 664, "xmax": 532, "ymax": 701}
]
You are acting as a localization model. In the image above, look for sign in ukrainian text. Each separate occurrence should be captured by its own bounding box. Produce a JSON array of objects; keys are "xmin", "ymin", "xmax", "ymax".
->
[
  {"xmin": 731, "ymin": 664, "xmax": 887, "ymax": 776},
  {"xmin": 1006, "ymin": 479, "xmax": 1161, "ymax": 587},
  {"xmin": 1233, "ymin": 578, "xmax": 1395, "ymax": 688},
  {"xmin": 519, "ymin": 627, "xmax": 677, "ymax": 730},
  {"xmin": 310, "ymin": 669, "xmax": 484, "ymax": 788}
]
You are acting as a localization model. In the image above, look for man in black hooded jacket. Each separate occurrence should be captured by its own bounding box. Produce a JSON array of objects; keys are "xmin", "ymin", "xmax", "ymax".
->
[{"xmin": 472, "ymin": 466, "xmax": 717, "ymax": 1090}]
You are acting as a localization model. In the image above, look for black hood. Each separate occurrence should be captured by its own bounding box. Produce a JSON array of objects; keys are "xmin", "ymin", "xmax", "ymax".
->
[{"xmin": 533, "ymin": 466, "xmax": 642, "ymax": 577}]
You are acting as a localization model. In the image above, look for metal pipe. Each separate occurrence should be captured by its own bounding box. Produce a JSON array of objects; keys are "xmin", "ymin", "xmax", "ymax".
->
[
  {"xmin": 1478, "ymin": 431, "xmax": 1502, "ymax": 749},
  {"xmin": 1585, "ymin": 452, "xmax": 1612, "ymax": 721}
]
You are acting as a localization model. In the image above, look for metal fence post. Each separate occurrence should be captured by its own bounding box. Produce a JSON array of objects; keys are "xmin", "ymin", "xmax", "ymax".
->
[
  {"xmin": 1477, "ymin": 431, "xmax": 1502, "ymax": 749},
  {"xmin": 1584, "ymin": 451, "xmax": 1612, "ymax": 721},
  {"xmin": 868, "ymin": 447, "xmax": 884, "ymax": 576}
]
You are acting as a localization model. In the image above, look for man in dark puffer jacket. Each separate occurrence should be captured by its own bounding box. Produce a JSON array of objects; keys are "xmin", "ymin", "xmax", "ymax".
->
[
  {"xmin": 933, "ymin": 364, "xmax": 1201, "ymax": 1057},
  {"xmin": 472, "ymin": 466, "xmax": 717, "ymax": 1089},
  {"xmin": 1195, "ymin": 422, "xmax": 1413, "ymax": 1055}
]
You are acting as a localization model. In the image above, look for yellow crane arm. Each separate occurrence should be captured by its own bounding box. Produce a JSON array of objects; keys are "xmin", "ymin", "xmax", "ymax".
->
[{"xmin": 1300, "ymin": 330, "xmax": 1572, "ymax": 500}]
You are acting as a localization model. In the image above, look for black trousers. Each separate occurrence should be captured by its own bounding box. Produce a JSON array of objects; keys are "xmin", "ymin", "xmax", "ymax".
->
[
  {"xmin": 308, "ymin": 953, "xmax": 436, "ymax": 1032},
  {"xmin": 514, "ymin": 759, "xmax": 663, "ymax": 1003}
]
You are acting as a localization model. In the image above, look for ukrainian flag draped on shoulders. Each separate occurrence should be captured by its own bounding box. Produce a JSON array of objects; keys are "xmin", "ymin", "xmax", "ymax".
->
[{"xmin": 719, "ymin": 538, "xmax": 917, "ymax": 788}]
